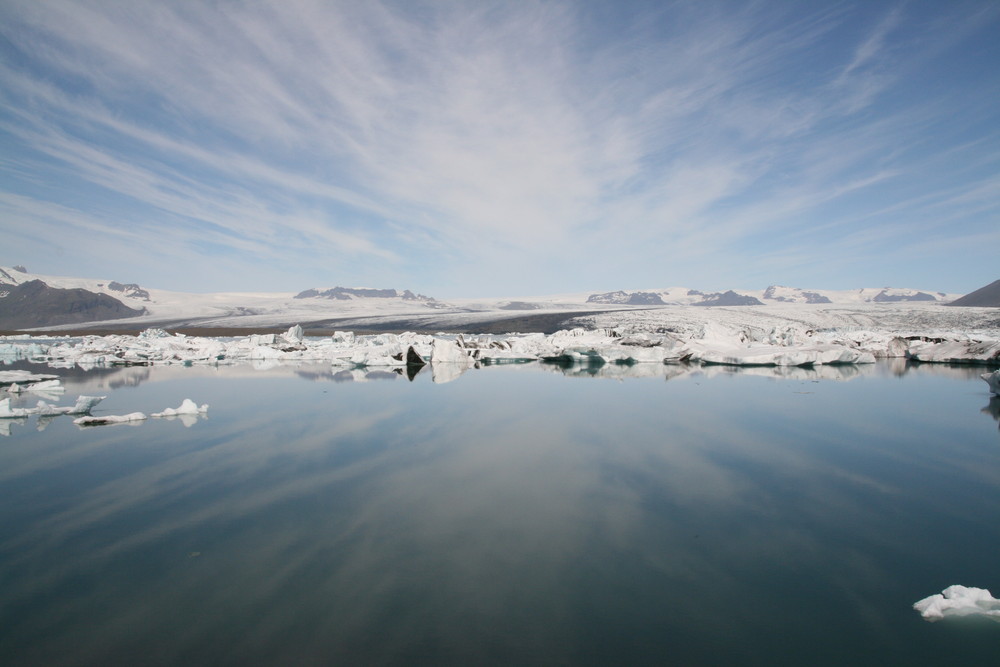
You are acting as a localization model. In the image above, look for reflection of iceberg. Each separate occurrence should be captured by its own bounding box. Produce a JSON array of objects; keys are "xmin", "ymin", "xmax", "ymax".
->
[
  {"xmin": 983, "ymin": 370, "xmax": 1000, "ymax": 395},
  {"xmin": 914, "ymin": 585, "xmax": 1000, "ymax": 622},
  {"xmin": 695, "ymin": 363, "xmax": 866, "ymax": 382},
  {"xmin": 0, "ymin": 416, "xmax": 27, "ymax": 436},
  {"xmin": 984, "ymin": 396, "xmax": 1000, "ymax": 430},
  {"xmin": 552, "ymin": 362, "xmax": 671, "ymax": 380}
]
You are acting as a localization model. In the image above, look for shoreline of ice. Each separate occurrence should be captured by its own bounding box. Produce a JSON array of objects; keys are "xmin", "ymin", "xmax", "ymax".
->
[{"xmin": 1, "ymin": 317, "xmax": 997, "ymax": 373}]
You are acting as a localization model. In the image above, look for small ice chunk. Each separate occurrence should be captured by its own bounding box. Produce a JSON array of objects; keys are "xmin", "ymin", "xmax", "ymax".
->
[
  {"xmin": 69, "ymin": 395, "xmax": 107, "ymax": 414},
  {"xmin": 431, "ymin": 338, "xmax": 473, "ymax": 366},
  {"xmin": 983, "ymin": 370, "xmax": 1000, "ymax": 396},
  {"xmin": 283, "ymin": 324, "xmax": 304, "ymax": 344},
  {"xmin": 9, "ymin": 379, "xmax": 65, "ymax": 394},
  {"xmin": 74, "ymin": 412, "xmax": 147, "ymax": 426},
  {"xmin": 913, "ymin": 585, "xmax": 1000, "ymax": 622},
  {"xmin": 152, "ymin": 399, "xmax": 209, "ymax": 418}
]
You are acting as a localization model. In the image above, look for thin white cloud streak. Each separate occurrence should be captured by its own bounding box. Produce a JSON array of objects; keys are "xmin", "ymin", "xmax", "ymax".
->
[{"xmin": 0, "ymin": 1, "xmax": 997, "ymax": 292}]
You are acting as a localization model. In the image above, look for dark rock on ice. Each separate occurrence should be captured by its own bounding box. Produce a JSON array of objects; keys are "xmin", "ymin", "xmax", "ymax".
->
[{"xmin": 692, "ymin": 290, "xmax": 764, "ymax": 307}]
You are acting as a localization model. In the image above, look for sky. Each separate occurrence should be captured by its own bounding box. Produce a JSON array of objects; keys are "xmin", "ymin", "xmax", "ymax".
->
[{"xmin": 1, "ymin": 0, "xmax": 998, "ymax": 298}]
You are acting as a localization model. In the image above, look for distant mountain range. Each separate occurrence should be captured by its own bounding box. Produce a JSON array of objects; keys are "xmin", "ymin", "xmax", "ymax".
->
[
  {"xmin": 583, "ymin": 285, "xmax": 949, "ymax": 307},
  {"xmin": 0, "ymin": 264, "xmax": 995, "ymax": 332}
]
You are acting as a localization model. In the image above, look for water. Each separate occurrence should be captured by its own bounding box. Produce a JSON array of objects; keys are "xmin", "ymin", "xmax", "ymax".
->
[{"xmin": 1, "ymin": 360, "xmax": 999, "ymax": 665}]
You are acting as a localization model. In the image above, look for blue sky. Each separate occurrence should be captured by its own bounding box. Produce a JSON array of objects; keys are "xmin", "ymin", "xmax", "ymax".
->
[{"xmin": 1, "ymin": 1, "xmax": 998, "ymax": 297}]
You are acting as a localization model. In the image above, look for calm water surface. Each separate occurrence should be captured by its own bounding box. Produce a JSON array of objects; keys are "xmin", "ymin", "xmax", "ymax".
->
[{"xmin": 1, "ymin": 360, "xmax": 999, "ymax": 665}]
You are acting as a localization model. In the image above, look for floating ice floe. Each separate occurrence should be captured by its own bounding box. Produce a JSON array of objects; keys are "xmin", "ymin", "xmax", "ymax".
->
[
  {"xmin": 6, "ymin": 378, "xmax": 65, "ymax": 394},
  {"xmin": 36, "ymin": 395, "xmax": 106, "ymax": 416},
  {"xmin": 1, "ymin": 395, "xmax": 105, "ymax": 424},
  {"xmin": 152, "ymin": 399, "xmax": 209, "ymax": 418},
  {"xmin": 907, "ymin": 339, "xmax": 1000, "ymax": 364},
  {"xmin": 74, "ymin": 412, "xmax": 148, "ymax": 426},
  {"xmin": 0, "ymin": 370, "xmax": 60, "ymax": 384},
  {"xmin": 983, "ymin": 370, "xmax": 1000, "ymax": 395},
  {"xmin": 913, "ymin": 585, "xmax": 1000, "ymax": 622}
]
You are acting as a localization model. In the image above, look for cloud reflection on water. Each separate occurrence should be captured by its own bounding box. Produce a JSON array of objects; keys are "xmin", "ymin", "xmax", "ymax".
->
[{"xmin": 0, "ymin": 361, "xmax": 999, "ymax": 664}]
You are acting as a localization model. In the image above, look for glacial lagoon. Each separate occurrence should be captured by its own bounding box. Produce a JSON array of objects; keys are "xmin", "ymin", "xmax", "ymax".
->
[{"xmin": 1, "ymin": 359, "xmax": 999, "ymax": 665}]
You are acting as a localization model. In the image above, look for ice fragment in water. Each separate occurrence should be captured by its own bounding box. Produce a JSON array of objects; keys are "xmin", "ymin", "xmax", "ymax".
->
[
  {"xmin": 913, "ymin": 585, "xmax": 1000, "ymax": 622},
  {"xmin": 152, "ymin": 399, "xmax": 209, "ymax": 417}
]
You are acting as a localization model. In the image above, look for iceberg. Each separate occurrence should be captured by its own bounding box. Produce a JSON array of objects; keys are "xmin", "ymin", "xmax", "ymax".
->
[
  {"xmin": 431, "ymin": 338, "xmax": 475, "ymax": 366},
  {"xmin": 35, "ymin": 395, "xmax": 107, "ymax": 416},
  {"xmin": 6, "ymin": 378, "xmax": 64, "ymax": 394},
  {"xmin": 2, "ymin": 395, "xmax": 105, "ymax": 420},
  {"xmin": 73, "ymin": 412, "xmax": 148, "ymax": 426},
  {"xmin": 152, "ymin": 399, "xmax": 209, "ymax": 418},
  {"xmin": 282, "ymin": 324, "xmax": 304, "ymax": 344},
  {"xmin": 0, "ymin": 308, "xmax": 996, "ymax": 380},
  {"xmin": 914, "ymin": 585, "xmax": 1000, "ymax": 622},
  {"xmin": 983, "ymin": 370, "xmax": 1000, "ymax": 395},
  {"xmin": 0, "ymin": 370, "xmax": 59, "ymax": 384}
]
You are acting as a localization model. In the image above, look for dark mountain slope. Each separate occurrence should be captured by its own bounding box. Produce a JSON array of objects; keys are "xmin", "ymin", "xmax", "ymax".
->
[
  {"xmin": 946, "ymin": 280, "xmax": 1000, "ymax": 307},
  {"xmin": 0, "ymin": 280, "xmax": 146, "ymax": 329}
]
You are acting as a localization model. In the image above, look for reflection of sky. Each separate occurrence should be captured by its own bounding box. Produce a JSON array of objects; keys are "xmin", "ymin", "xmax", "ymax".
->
[{"xmin": 1, "ymin": 363, "xmax": 999, "ymax": 664}]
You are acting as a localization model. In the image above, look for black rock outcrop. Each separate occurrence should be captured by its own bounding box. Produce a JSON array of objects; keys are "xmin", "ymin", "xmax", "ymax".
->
[
  {"xmin": 872, "ymin": 289, "xmax": 936, "ymax": 303},
  {"xmin": 587, "ymin": 291, "xmax": 665, "ymax": 305},
  {"xmin": 295, "ymin": 287, "xmax": 431, "ymax": 300},
  {"xmin": 691, "ymin": 290, "xmax": 764, "ymax": 307}
]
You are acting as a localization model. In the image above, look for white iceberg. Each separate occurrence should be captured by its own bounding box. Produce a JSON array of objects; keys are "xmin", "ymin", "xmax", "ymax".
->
[
  {"xmin": 35, "ymin": 395, "xmax": 107, "ymax": 416},
  {"xmin": 0, "ymin": 370, "xmax": 59, "ymax": 384},
  {"xmin": 913, "ymin": 585, "xmax": 1000, "ymax": 622},
  {"xmin": 282, "ymin": 324, "xmax": 305, "ymax": 344},
  {"xmin": 152, "ymin": 399, "xmax": 209, "ymax": 418},
  {"xmin": 983, "ymin": 370, "xmax": 1000, "ymax": 395},
  {"xmin": 73, "ymin": 412, "xmax": 148, "ymax": 426},
  {"xmin": 7, "ymin": 378, "xmax": 65, "ymax": 394},
  {"xmin": 431, "ymin": 338, "xmax": 475, "ymax": 366}
]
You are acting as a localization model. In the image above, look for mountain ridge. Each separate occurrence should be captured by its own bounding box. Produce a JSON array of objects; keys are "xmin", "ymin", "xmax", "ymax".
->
[{"xmin": 1, "ymin": 264, "xmax": 990, "ymax": 332}]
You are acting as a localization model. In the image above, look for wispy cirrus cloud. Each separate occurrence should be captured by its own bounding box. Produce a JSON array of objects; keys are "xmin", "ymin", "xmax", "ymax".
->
[{"xmin": 0, "ymin": 0, "xmax": 997, "ymax": 294}]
